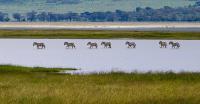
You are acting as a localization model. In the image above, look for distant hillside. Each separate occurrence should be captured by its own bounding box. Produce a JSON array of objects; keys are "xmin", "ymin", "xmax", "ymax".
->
[{"xmin": 0, "ymin": 0, "xmax": 196, "ymax": 14}]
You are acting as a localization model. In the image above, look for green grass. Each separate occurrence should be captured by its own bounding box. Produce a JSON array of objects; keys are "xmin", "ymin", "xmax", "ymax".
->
[
  {"xmin": 0, "ymin": 65, "xmax": 76, "ymax": 72},
  {"xmin": 0, "ymin": 30, "xmax": 200, "ymax": 39},
  {"xmin": 0, "ymin": 71, "xmax": 200, "ymax": 104}
]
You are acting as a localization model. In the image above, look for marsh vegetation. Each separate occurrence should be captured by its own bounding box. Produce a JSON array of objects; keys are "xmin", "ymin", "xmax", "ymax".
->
[{"xmin": 0, "ymin": 67, "xmax": 200, "ymax": 104}]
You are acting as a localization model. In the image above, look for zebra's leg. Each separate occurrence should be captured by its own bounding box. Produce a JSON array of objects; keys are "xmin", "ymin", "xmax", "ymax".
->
[
  {"xmin": 39, "ymin": 46, "xmax": 41, "ymax": 49},
  {"xmin": 132, "ymin": 45, "xmax": 134, "ymax": 48}
]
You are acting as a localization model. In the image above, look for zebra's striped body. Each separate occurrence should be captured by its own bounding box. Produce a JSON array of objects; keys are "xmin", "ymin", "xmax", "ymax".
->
[
  {"xmin": 125, "ymin": 41, "xmax": 136, "ymax": 48},
  {"xmin": 169, "ymin": 41, "xmax": 180, "ymax": 48},
  {"xmin": 64, "ymin": 42, "xmax": 76, "ymax": 49},
  {"xmin": 33, "ymin": 42, "xmax": 45, "ymax": 49},
  {"xmin": 87, "ymin": 42, "xmax": 98, "ymax": 49},
  {"xmin": 159, "ymin": 41, "xmax": 167, "ymax": 48}
]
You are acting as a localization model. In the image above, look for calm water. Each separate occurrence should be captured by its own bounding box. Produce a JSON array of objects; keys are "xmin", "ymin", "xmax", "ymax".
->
[{"xmin": 0, "ymin": 39, "xmax": 200, "ymax": 73}]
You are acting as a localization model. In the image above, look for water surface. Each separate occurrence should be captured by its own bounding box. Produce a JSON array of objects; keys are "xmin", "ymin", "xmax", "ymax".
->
[{"xmin": 0, "ymin": 39, "xmax": 199, "ymax": 73}]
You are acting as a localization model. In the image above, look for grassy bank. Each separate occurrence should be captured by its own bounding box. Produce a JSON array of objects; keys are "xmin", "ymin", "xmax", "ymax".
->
[
  {"xmin": 0, "ymin": 65, "xmax": 75, "ymax": 72},
  {"xmin": 0, "ymin": 30, "xmax": 200, "ymax": 39},
  {"xmin": 0, "ymin": 71, "xmax": 200, "ymax": 104}
]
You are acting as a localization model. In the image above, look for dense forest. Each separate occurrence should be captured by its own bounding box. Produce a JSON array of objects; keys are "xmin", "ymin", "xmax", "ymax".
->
[{"xmin": 0, "ymin": 1, "xmax": 200, "ymax": 22}]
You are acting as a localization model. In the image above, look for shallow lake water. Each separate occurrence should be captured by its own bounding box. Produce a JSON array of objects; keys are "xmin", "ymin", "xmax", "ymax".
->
[{"xmin": 0, "ymin": 39, "xmax": 200, "ymax": 74}]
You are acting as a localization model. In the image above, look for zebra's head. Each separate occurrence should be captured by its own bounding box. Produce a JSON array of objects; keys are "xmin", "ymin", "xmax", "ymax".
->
[
  {"xmin": 159, "ymin": 41, "xmax": 162, "ymax": 44},
  {"xmin": 125, "ymin": 41, "xmax": 129, "ymax": 45},
  {"xmin": 169, "ymin": 41, "xmax": 173, "ymax": 45},
  {"xmin": 64, "ymin": 42, "xmax": 68, "ymax": 45},
  {"xmin": 101, "ymin": 42, "xmax": 105, "ymax": 45},
  {"xmin": 33, "ymin": 42, "xmax": 37, "ymax": 46},
  {"xmin": 87, "ymin": 42, "xmax": 91, "ymax": 45}
]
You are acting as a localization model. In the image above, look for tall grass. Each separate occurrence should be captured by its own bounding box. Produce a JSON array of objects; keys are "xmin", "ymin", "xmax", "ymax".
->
[{"xmin": 0, "ymin": 72, "xmax": 200, "ymax": 104}]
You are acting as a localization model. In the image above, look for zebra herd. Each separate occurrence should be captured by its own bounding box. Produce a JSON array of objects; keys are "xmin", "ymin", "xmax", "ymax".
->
[
  {"xmin": 159, "ymin": 41, "xmax": 180, "ymax": 48},
  {"xmin": 33, "ymin": 41, "xmax": 180, "ymax": 49}
]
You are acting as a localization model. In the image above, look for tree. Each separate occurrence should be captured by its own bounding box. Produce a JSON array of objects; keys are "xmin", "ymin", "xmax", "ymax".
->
[
  {"xmin": 13, "ymin": 13, "xmax": 21, "ymax": 21},
  {"xmin": 37, "ymin": 12, "xmax": 47, "ymax": 21},
  {"xmin": 27, "ymin": 11, "xmax": 37, "ymax": 21},
  {"xmin": 4, "ymin": 17, "xmax": 10, "ymax": 22},
  {"xmin": 0, "ymin": 12, "xmax": 8, "ymax": 21}
]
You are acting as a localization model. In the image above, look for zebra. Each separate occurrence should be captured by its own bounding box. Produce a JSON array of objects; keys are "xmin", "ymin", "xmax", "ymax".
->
[
  {"xmin": 125, "ymin": 41, "xmax": 136, "ymax": 48},
  {"xmin": 33, "ymin": 42, "xmax": 46, "ymax": 49},
  {"xmin": 169, "ymin": 41, "xmax": 180, "ymax": 48},
  {"xmin": 87, "ymin": 42, "xmax": 98, "ymax": 49},
  {"xmin": 64, "ymin": 42, "xmax": 76, "ymax": 49},
  {"xmin": 159, "ymin": 41, "xmax": 167, "ymax": 48},
  {"xmin": 101, "ymin": 42, "xmax": 111, "ymax": 48}
]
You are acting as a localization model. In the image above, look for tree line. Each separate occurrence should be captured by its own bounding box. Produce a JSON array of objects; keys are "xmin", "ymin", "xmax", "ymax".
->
[{"xmin": 1, "ymin": 2, "xmax": 200, "ymax": 22}]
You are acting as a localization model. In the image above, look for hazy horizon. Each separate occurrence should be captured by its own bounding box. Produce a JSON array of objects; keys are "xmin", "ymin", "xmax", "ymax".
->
[{"xmin": 0, "ymin": 0, "xmax": 195, "ymax": 14}]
